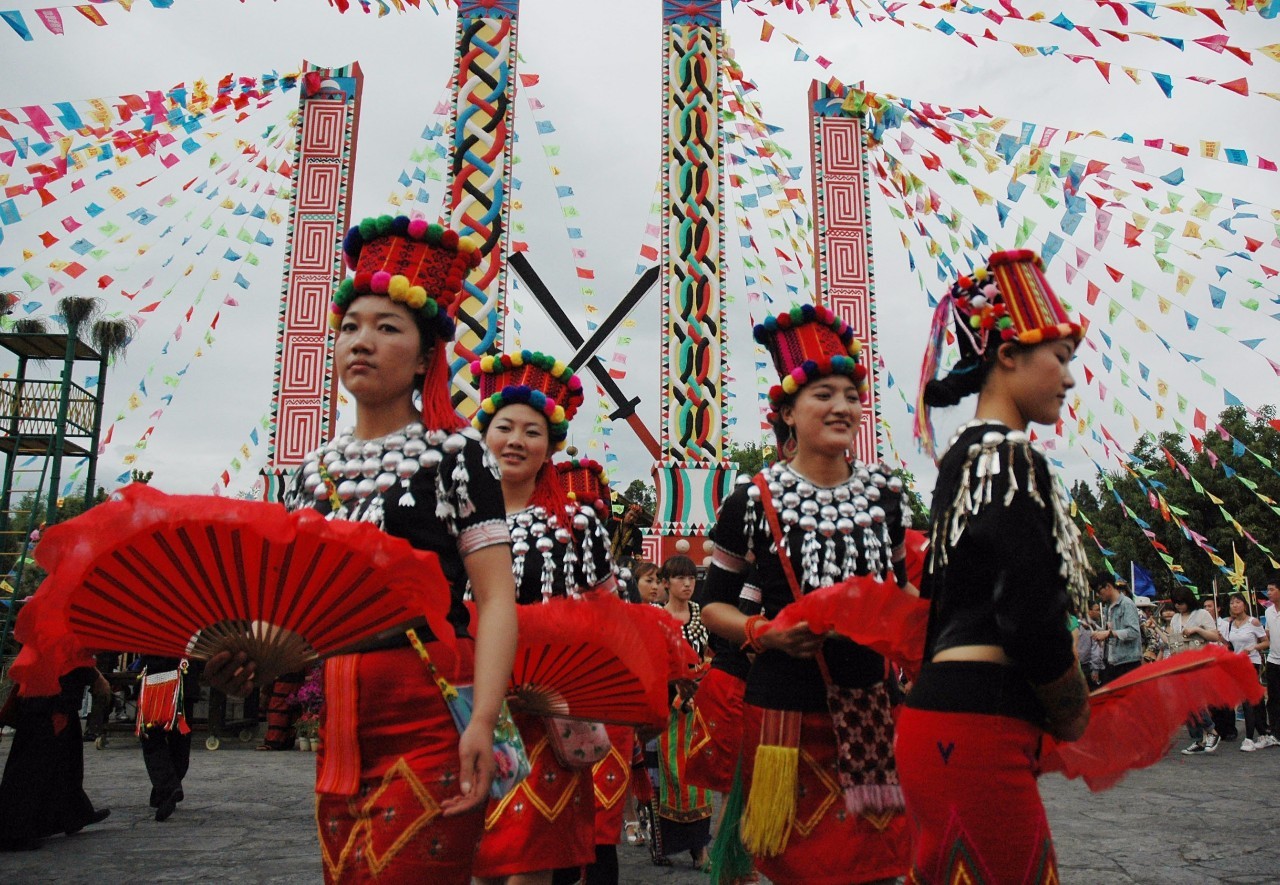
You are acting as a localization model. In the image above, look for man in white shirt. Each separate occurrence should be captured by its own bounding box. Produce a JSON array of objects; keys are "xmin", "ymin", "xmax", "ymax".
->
[{"xmin": 1263, "ymin": 578, "xmax": 1280, "ymax": 749}]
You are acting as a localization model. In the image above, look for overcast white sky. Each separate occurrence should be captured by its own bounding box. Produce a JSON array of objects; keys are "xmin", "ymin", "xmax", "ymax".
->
[{"xmin": 1, "ymin": 0, "xmax": 1278, "ymax": 509}]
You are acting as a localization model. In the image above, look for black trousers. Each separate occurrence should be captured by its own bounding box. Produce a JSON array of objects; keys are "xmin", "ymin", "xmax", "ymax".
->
[
  {"xmin": 1268, "ymin": 663, "xmax": 1280, "ymax": 739},
  {"xmin": 141, "ymin": 727, "xmax": 192, "ymax": 805},
  {"xmin": 1100, "ymin": 659, "xmax": 1140, "ymax": 686}
]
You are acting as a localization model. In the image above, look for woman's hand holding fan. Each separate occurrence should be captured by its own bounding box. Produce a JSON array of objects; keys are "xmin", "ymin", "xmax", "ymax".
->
[
  {"xmin": 11, "ymin": 484, "xmax": 456, "ymax": 696},
  {"xmin": 762, "ymin": 574, "xmax": 931, "ymax": 677}
]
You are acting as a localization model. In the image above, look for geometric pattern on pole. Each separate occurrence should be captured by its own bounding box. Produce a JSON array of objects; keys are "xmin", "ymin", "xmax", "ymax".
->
[
  {"xmin": 265, "ymin": 61, "xmax": 364, "ymax": 503},
  {"xmin": 661, "ymin": 2, "xmax": 725, "ymax": 463},
  {"xmin": 652, "ymin": 0, "xmax": 730, "ymax": 561},
  {"xmin": 447, "ymin": 0, "xmax": 520, "ymax": 418},
  {"xmin": 809, "ymin": 81, "xmax": 881, "ymax": 465}
]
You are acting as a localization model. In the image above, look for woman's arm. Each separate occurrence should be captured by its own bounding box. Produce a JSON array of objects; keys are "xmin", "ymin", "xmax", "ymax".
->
[{"xmin": 442, "ymin": 543, "xmax": 517, "ymax": 817}]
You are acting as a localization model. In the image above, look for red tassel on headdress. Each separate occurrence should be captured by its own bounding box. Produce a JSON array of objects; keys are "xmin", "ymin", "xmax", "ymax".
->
[
  {"xmin": 1041, "ymin": 646, "xmax": 1264, "ymax": 791},
  {"xmin": 527, "ymin": 460, "xmax": 569, "ymax": 517},
  {"xmin": 419, "ymin": 342, "xmax": 464, "ymax": 432}
]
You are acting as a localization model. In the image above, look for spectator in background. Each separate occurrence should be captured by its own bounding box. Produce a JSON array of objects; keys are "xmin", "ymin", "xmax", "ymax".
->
[
  {"xmin": 1204, "ymin": 596, "xmax": 1240, "ymax": 741},
  {"xmin": 633, "ymin": 560, "xmax": 667, "ymax": 606},
  {"xmin": 1134, "ymin": 597, "xmax": 1166, "ymax": 663},
  {"xmin": 1091, "ymin": 575, "xmax": 1142, "ymax": 685},
  {"xmin": 1168, "ymin": 587, "xmax": 1224, "ymax": 754},
  {"xmin": 1076, "ymin": 601, "xmax": 1105, "ymax": 687},
  {"xmin": 1221, "ymin": 592, "xmax": 1271, "ymax": 751},
  {"xmin": 1262, "ymin": 577, "xmax": 1280, "ymax": 750}
]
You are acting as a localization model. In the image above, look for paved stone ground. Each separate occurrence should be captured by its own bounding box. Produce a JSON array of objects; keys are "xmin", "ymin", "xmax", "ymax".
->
[{"xmin": 1, "ymin": 724, "xmax": 1277, "ymax": 883}]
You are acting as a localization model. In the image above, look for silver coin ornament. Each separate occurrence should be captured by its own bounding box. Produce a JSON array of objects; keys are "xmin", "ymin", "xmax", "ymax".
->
[
  {"xmin": 337, "ymin": 480, "xmax": 358, "ymax": 501},
  {"xmin": 799, "ymin": 514, "xmax": 818, "ymax": 532},
  {"xmin": 361, "ymin": 457, "xmax": 381, "ymax": 478},
  {"xmin": 512, "ymin": 541, "xmax": 530, "ymax": 557},
  {"xmin": 510, "ymin": 526, "xmax": 528, "ymax": 542},
  {"xmin": 747, "ymin": 484, "xmax": 761, "ymax": 501},
  {"xmin": 833, "ymin": 485, "xmax": 850, "ymax": 502},
  {"xmin": 820, "ymin": 505, "xmax": 838, "ymax": 521},
  {"xmin": 554, "ymin": 528, "xmax": 572, "ymax": 544},
  {"xmin": 800, "ymin": 499, "xmax": 819, "ymax": 517},
  {"xmin": 872, "ymin": 473, "xmax": 888, "ymax": 488},
  {"xmin": 816, "ymin": 489, "xmax": 834, "ymax": 505},
  {"xmin": 781, "ymin": 508, "xmax": 799, "ymax": 526},
  {"xmin": 313, "ymin": 484, "xmax": 330, "ymax": 501},
  {"xmin": 854, "ymin": 511, "xmax": 873, "ymax": 528},
  {"xmin": 376, "ymin": 473, "xmax": 397, "ymax": 493},
  {"xmin": 853, "ymin": 495, "xmax": 869, "ymax": 511},
  {"xmin": 887, "ymin": 477, "xmax": 904, "ymax": 493},
  {"xmin": 344, "ymin": 441, "xmax": 363, "ymax": 460},
  {"xmin": 356, "ymin": 478, "xmax": 377, "ymax": 499},
  {"xmin": 303, "ymin": 473, "xmax": 321, "ymax": 493},
  {"xmin": 573, "ymin": 513, "xmax": 590, "ymax": 531},
  {"xmin": 323, "ymin": 450, "xmax": 341, "ymax": 467},
  {"xmin": 836, "ymin": 517, "xmax": 855, "ymax": 535},
  {"xmin": 303, "ymin": 460, "xmax": 320, "ymax": 477},
  {"xmin": 796, "ymin": 481, "xmax": 815, "ymax": 498},
  {"xmin": 536, "ymin": 536, "xmax": 555, "ymax": 553},
  {"xmin": 443, "ymin": 433, "xmax": 466, "ymax": 454},
  {"xmin": 381, "ymin": 451, "xmax": 404, "ymax": 472},
  {"xmin": 768, "ymin": 482, "xmax": 784, "ymax": 498},
  {"xmin": 405, "ymin": 423, "xmax": 424, "ymax": 439},
  {"xmin": 870, "ymin": 505, "xmax": 886, "ymax": 523},
  {"xmin": 420, "ymin": 449, "xmax": 443, "ymax": 469},
  {"xmin": 818, "ymin": 520, "xmax": 836, "ymax": 539},
  {"xmin": 782, "ymin": 491, "xmax": 801, "ymax": 509},
  {"xmin": 427, "ymin": 430, "xmax": 448, "ymax": 446},
  {"xmin": 395, "ymin": 459, "xmax": 419, "ymax": 480},
  {"xmin": 516, "ymin": 512, "xmax": 534, "ymax": 528},
  {"xmin": 838, "ymin": 501, "xmax": 855, "ymax": 518},
  {"xmin": 385, "ymin": 434, "xmax": 406, "ymax": 451},
  {"xmin": 866, "ymin": 486, "xmax": 881, "ymax": 503},
  {"xmin": 403, "ymin": 438, "xmax": 427, "ymax": 459}
]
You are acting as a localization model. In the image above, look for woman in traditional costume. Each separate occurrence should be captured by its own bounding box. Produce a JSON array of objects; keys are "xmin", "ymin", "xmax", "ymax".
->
[
  {"xmin": 897, "ymin": 250, "xmax": 1091, "ymax": 883},
  {"xmin": 467, "ymin": 350, "xmax": 617, "ymax": 885},
  {"xmin": 208, "ymin": 215, "xmax": 518, "ymax": 884},
  {"xmin": 702, "ymin": 304, "xmax": 912, "ymax": 885},
  {"xmin": 648, "ymin": 554, "xmax": 713, "ymax": 869}
]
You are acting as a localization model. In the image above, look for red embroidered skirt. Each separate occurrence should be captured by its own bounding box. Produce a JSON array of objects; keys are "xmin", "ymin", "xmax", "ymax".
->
[
  {"xmin": 741, "ymin": 703, "xmax": 910, "ymax": 885},
  {"xmin": 472, "ymin": 712, "xmax": 595, "ymax": 877},
  {"xmin": 683, "ymin": 667, "xmax": 745, "ymax": 794},
  {"xmin": 315, "ymin": 642, "xmax": 482, "ymax": 885},
  {"xmin": 896, "ymin": 708, "xmax": 1058, "ymax": 885},
  {"xmin": 592, "ymin": 725, "xmax": 634, "ymax": 845}
]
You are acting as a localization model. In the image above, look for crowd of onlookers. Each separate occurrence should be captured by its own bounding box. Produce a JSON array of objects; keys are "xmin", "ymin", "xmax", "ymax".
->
[{"xmin": 1074, "ymin": 573, "xmax": 1280, "ymax": 754}]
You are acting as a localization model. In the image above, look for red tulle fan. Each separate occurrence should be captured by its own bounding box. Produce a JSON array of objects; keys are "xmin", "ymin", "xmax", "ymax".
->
[
  {"xmin": 765, "ymin": 574, "xmax": 930, "ymax": 677},
  {"xmin": 11, "ymin": 483, "xmax": 454, "ymax": 696},
  {"xmin": 902, "ymin": 527, "xmax": 928, "ymax": 589},
  {"xmin": 1041, "ymin": 646, "xmax": 1265, "ymax": 792},
  {"xmin": 506, "ymin": 592, "xmax": 675, "ymax": 729}
]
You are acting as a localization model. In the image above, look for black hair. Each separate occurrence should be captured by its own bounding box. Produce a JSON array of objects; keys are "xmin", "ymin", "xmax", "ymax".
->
[
  {"xmin": 1267, "ymin": 574, "xmax": 1280, "ymax": 591},
  {"xmin": 632, "ymin": 560, "xmax": 660, "ymax": 583},
  {"xmin": 923, "ymin": 340, "xmax": 1032, "ymax": 408},
  {"xmin": 1089, "ymin": 573, "xmax": 1117, "ymax": 593},
  {"xmin": 1169, "ymin": 586, "xmax": 1201, "ymax": 610},
  {"xmin": 661, "ymin": 555, "xmax": 698, "ymax": 580}
]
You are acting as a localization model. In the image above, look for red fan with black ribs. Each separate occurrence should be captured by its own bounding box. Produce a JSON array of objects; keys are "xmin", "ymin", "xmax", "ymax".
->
[
  {"xmin": 505, "ymin": 591, "xmax": 678, "ymax": 729},
  {"xmin": 11, "ymin": 483, "xmax": 453, "ymax": 697}
]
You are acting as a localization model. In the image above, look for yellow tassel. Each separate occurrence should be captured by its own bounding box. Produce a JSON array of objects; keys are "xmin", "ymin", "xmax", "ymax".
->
[{"xmin": 740, "ymin": 744, "xmax": 798, "ymax": 857}]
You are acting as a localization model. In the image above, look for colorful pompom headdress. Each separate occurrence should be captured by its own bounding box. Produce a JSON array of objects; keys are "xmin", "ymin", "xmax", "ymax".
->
[
  {"xmin": 914, "ymin": 249, "xmax": 1086, "ymax": 460},
  {"xmin": 753, "ymin": 303, "xmax": 867, "ymax": 408},
  {"xmin": 331, "ymin": 214, "xmax": 481, "ymax": 431},
  {"xmin": 557, "ymin": 457, "xmax": 612, "ymax": 518},
  {"xmin": 470, "ymin": 350, "xmax": 585, "ymax": 451},
  {"xmin": 332, "ymin": 215, "xmax": 481, "ymax": 340}
]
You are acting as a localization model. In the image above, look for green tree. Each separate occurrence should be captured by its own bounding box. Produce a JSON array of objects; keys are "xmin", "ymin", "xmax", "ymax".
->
[
  {"xmin": 726, "ymin": 441, "xmax": 774, "ymax": 478},
  {"xmin": 621, "ymin": 478, "xmax": 656, "ymax": 514},
  {"xmin": 1070, "ymin": 405, "xmax": 1280, "ymax": 598}
]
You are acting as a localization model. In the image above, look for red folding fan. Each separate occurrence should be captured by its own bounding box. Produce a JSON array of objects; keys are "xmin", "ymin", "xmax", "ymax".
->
[
  {"xmin": 11, "ymin": 483, "xmax": 453, "ymax": 696},
  {"xmin": 1041, "ymin": 645, "xmax": 1263, "ymax": 791},
  {"xmin": 505, "ymin": 591, "xmax": 674, "ymax": 729},
  {"xmin": 764, "ymin": 574, "xmax": 931, "ymax": 677}
]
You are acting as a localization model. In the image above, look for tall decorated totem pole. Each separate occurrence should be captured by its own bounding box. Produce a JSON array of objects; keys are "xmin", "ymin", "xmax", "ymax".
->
[
  {"xmin": 808, "ymin": 82, "xmax": 882, "ymax": 464},
  {"xmin": 445, "ymin": 0, "xmax": 520, "ymax": 416},
  {"xmin": 648, "ymin": 0, "xmax": 736, "ymax": 564},
  {"xmin": 262, "ymin": 62, "xmax": 364, "ymax": 500}
]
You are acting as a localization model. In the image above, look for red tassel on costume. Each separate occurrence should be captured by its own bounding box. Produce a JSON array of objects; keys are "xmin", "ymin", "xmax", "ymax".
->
[
  {"xmin": 1041, "ymin": 646, "xmax": 1264, "ymax": 791},
  {"xmin": 764, "ymin": 574, "xmax": 930, "ymax": 678},
  {"xmin": 420, "ymin": 343, "xmax": 464, "ymax": 432}
]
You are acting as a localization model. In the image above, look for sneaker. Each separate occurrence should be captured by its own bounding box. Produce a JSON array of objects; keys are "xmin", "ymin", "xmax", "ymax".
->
[
  {"xmin": 1203, "ymin": 733, "xmax": 1221, "ymax": 753},
  {"xmin": 1181, "ymin": 740, "xmax": 1206, "ymax": 755},
  {"xmin": 1258, "ymin": 734, "xmax": 1280, "ymax": 749},
  {"xmin": 1240, "ymin": 738, "xmax": 1258, "ymax": 752}
]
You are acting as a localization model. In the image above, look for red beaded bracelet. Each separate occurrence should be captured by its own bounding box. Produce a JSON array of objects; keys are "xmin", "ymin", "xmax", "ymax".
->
[{"xmin": 741, "ymin": 614, "xmax": 768, "ymax": 653}]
